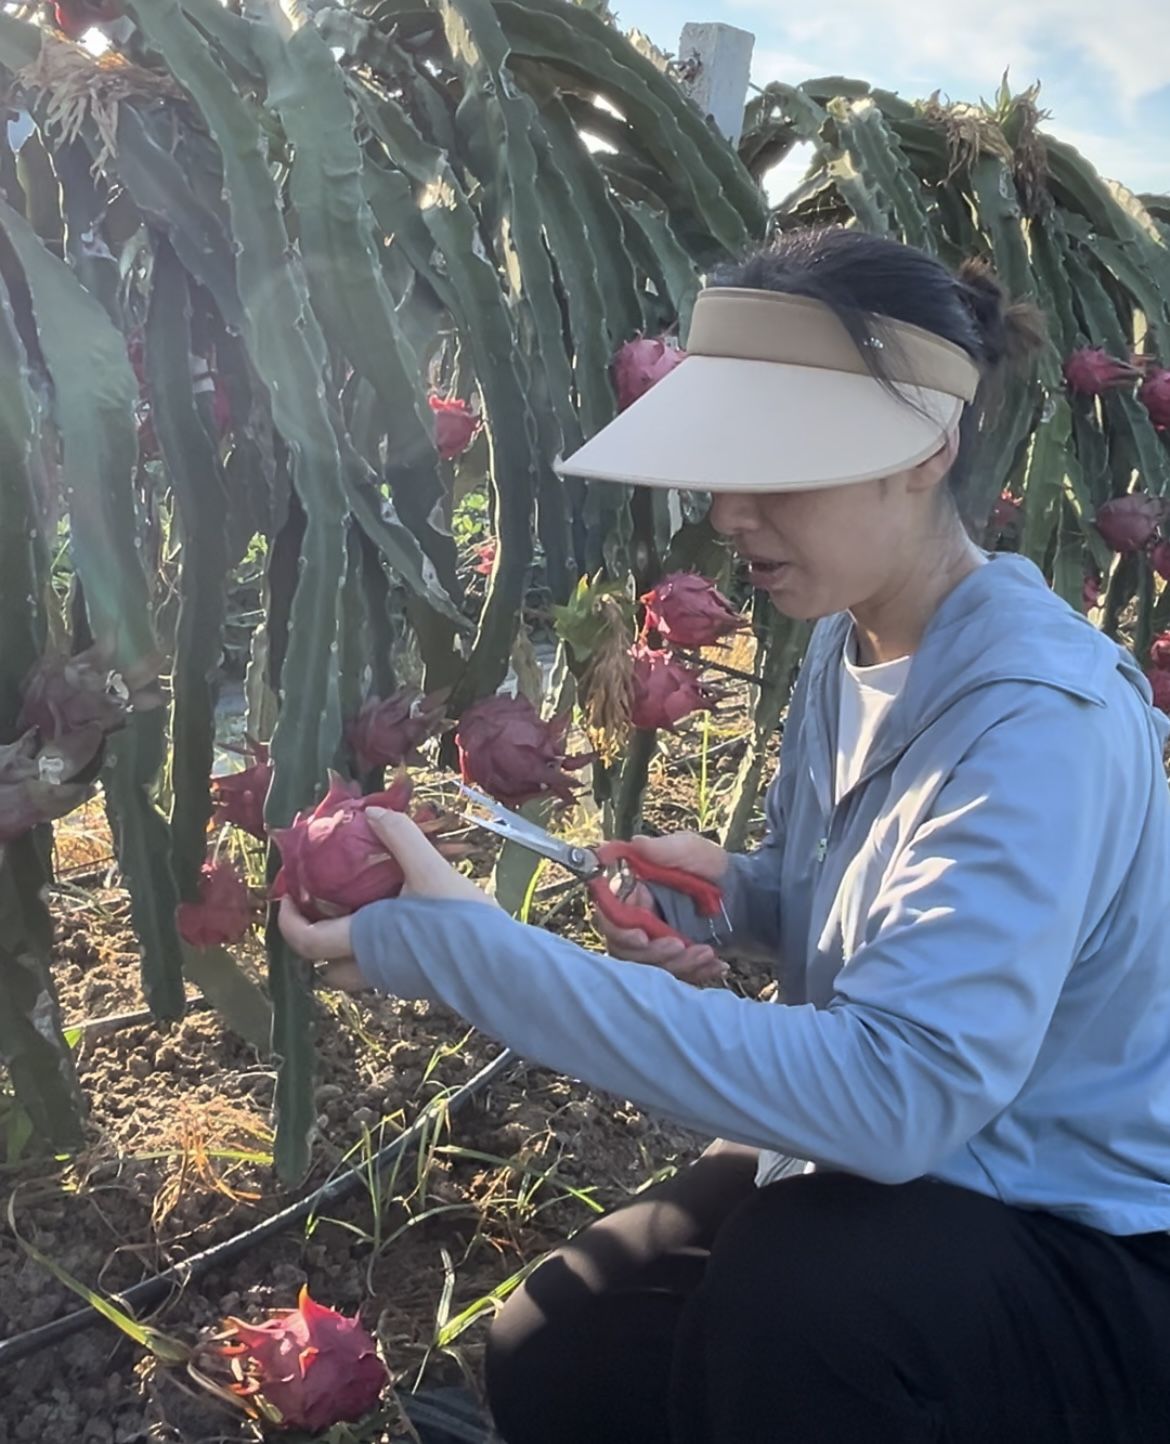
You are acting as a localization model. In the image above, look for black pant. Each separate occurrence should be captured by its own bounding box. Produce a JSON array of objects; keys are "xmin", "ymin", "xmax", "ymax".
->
[{"xmin": 485, "ymin": 1158, "xmax": 1170, "ymax": 1442}]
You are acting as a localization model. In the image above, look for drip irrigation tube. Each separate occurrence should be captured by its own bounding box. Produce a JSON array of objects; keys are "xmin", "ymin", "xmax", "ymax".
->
[{"xmin": 0, "ymin": 1048, "xmax": 515, "ymax": 1369}]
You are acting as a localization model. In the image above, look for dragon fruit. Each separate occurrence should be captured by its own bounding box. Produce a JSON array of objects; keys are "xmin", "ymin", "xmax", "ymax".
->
[
  {"xmin": 272, "ymin": 774, "xmax": 408, "ymax": 921},
  {"xmin": 1082, "ymin": 570, "xmax": 1102, "ymax": 613},
  {"xmin": 1063, "ymin": 347, "xmax": 1140, "ymax": 396},
  {"xmin": 640, "ymin": 573, "xmax": 745, "ymax": 649},
  {"xmin": 176, "ymin": 860, "xmax": 253, "ymax": 949},
  {"xmin": 211, "ymin": 742, "xmax": 272, "ymax": 840},
  {"xmin": 1139, "ymin": 368, "xmax": 1170, "ymax": 430},
  {"xmin": 456, "ymin": 694, "xmax": 592, "ymax": 809},
  {"xmin": 0, "ymin": 731, "xmax": 96, "ymax": 845},
  {"xmin": 1149, "ymin": 632, "xmax": 1170, "ymax": 670},
  {"xmin": 629, "ymin": 646, "xmax": 722, "ymax": 731},
  {"xmin": 612, "ymin": 336, "xmax": 687, "ymax": 412},
  {"xmin": 213, "ymin": 1287, "xmax": 388, "ymax": 1433},
  {"xmin": 18, "ymin": 647, "xmax": 129, "ymax": 759},
  {"xmin": 1093, "ymin": 494, "xmax": 1167, "ymax": 554},
  {"xmin": 1148, "ymin": 668, "xmax": 1170, "ymax": 715},
  {"xmin": 429, "ymin": 394, "xmax": 481, "ymax": 461},
  {"xmin": 346, "ymin": 688, "xmax": 448, "ymax": 774},
  {"xmin": 989, "ymin": 491, "xmax": 1022, "ymax": 535},
  {"xmin": 1150, "ymin": 540, "xmax": 1170, "ymax": 582}
]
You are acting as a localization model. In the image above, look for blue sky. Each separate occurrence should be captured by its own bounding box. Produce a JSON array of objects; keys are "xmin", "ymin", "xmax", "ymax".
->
[{"xmin": 612, "ymin": 0, "xmax": 1170, "ymax": 198}]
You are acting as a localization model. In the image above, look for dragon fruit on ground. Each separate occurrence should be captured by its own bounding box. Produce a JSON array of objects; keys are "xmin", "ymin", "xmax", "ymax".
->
[
  {"xmin": 456, "ymin": 694, "xmax": 593, "ymax": 809},
  {"xmin": 212, "ymin": 1287, "xmax": 388, "ymax": 1433},
  {"xmin": 640, "ymin": 572, "xmax": 745, "ymax": 650}
]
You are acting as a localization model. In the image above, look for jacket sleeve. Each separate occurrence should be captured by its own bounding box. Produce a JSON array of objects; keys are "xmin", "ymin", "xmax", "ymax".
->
[
  {"xmin": 650, "ymin": 768, "xmax": 786, "ymax": 961},
  {"xmin": 351, "ymin": 688, "xmax": 1134, "ymax": 1184}
]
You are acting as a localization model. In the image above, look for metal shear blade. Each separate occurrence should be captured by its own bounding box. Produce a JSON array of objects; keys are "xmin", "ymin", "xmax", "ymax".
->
[{"xmin": 457, "ymin": 784, "xmax": 601, "ymax": 880}]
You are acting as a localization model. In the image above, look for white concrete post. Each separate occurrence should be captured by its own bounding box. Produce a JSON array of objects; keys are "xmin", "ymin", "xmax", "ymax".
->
[{"xmin": 677, "ymin": 21, "xmax": 755, "ymax": 146}]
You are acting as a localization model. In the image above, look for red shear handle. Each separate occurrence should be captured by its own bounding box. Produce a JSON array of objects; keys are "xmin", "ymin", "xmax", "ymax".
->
[
  {"xmin": 587, "ymin": 876, "xmax": 691, "ymax": 944},
  {"xmin": 593, "ymin": 841, "xmax": 725, "ymax": 918}
]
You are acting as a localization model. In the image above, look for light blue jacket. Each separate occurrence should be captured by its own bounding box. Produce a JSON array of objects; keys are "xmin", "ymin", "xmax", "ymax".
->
[{"xmin": 353, "ymin": 555, "xmax": 1170, "ymax": 1234}]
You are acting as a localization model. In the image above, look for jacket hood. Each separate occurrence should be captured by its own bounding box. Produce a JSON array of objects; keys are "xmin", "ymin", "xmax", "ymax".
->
[{"xmin": 808, "ymin": 553, "xmax": 1167, "ymax": 763}]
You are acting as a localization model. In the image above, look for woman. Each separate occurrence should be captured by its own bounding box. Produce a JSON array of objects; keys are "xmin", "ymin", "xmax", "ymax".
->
[{"xmin": 280, "ymin": 230, "xmax": 1170, "ymax": 1443}]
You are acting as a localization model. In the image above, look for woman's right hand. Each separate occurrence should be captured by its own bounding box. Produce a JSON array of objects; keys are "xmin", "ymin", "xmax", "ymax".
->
[{"xmin": 595, "ymin": 832, "xmax": 731, "ymax": 987}]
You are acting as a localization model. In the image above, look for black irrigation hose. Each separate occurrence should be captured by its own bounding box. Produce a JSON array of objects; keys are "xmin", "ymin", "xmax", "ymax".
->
[
  {"xmin": 671, "ymin": 648, "xmax": 765, "ymax": 687},
  {"xmin": 0, "ymin": 1048, "xmax": 515, "ymax": 1369}
]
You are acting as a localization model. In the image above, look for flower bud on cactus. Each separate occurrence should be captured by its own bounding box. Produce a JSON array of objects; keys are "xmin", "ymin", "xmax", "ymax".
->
[
  {"xmin": 1063, "ymin": 347, "xmax": 1140, "ymax": 396},
  {"xmin": 640, "ymin": 572, "xmax": 744, "ymax": 649},
  {"xmin": 176, "ymin": 860, "xmax": 253, "ymax": 948},
  {"xmin": 428, "ymin": 393, "xmax": 482, "ymax": 461},
  {"xmin": 271, "ymin": 773, "xmax": 460, "ymax": 921},
  {"xmin": 1139, "ymin": 368, "xmax": 1170, "ymax": 430},
  {"xmin": 346, "ymin": 688, "xmax": 448, "ymax": 774},
  {"xmin": 629, "ymin": 646, "xmax": 723, "ymax": 731},
  {"xmin": 456, "ymin": 694, "xmax": 592, "ymax": 809},
  {"xmin": 211, "ymin": 742, "xmax": 272, "ymax": 840},
  {"xmin": 612, "ymin": 336, "xmax": 686, "ymax": 411},
  {"xmin": 1150, "ymin": 540, "xmax": 1170, "ymax": 582},
  {"xmin": 214, "ymin": 1287, "xmax": 388, "ymax": 1433},
  {"xmin": 1093, "ymin": 494, "xmax": 1167, "ymax": 554}
]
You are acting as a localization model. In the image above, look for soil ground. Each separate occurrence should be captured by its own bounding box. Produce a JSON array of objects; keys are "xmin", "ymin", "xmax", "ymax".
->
[{"xmin": 0, "ymin": 663, "xmax": 777, "ymax": 1443}]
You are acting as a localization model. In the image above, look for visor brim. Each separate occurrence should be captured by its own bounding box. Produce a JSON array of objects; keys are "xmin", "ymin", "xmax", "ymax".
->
[{"xmin": 555, "ymin": 356, "xmax": 963, "ymax": 492}]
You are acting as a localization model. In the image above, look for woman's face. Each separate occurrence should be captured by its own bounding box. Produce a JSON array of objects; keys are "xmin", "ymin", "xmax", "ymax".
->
[{"xmin": 708, "ymin": 444, "xmax": 956, "ymax": 623}]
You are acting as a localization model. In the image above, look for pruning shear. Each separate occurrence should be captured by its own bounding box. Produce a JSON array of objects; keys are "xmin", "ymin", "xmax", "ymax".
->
[{"xmin": 457, "ymin": 784, "xmax": 730, "ymax": 947}]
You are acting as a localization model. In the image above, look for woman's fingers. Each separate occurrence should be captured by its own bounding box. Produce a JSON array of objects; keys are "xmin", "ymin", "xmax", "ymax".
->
[
  {"xmin": 366, "ymin": 808, "xmax": 496, "ymax": 906},
  {"xmin": 278, "ymin": 898, "xmax": 354, "ymax": 962}
]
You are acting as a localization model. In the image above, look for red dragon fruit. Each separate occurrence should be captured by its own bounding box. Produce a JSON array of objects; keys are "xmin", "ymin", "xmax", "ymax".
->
[
  {"xmin": 989, "ymin": 491, "xmax": 1023, "ymax": 535},
  {"xmin": 428, "ymin": 394, "xmax": 482, "ymax": 461},
  {"xmin": 640, "ymin": 572, "xmax": 745, "ymax": 649},
  {"xmin": 1149, "ymin": 632, "xmax": 1170, "ymax": 670},
  {"xmin": 211, "ymin": 742, "xmax": 272, "ymax": 840},
  {"xmin": 271, "ymin": 773, "xmax": 461, "ymax": 921},
  {"xmin": 0, "ymin": 731, "xmax": 96, "ymax": 845},
  {"xmin": 629, "ymin": 646, "xmax": 723, "ymax": 731},
  {"xmin": 1148, "ymin": 668, "xmax": 1170, "ymax": 715},
  {"xmin": 176, "ymin": 860, "xmax": 253, "ymax": 949},
  {"xmin": 18, "ymin": 647, "xmax": 129, "ymax": 753},
  {"xmin": 1093, "ymin": 494, "xmax": 1167, "ymax": 554},
  {"xmin": 1139, "ymin": 368, "xmax": 1170, "ymax": 430},
  {"xmin": 456, "ymin": 694, "xmax": 593, "ymax": 809},
  {"xmin": 1082, "ymin": 569, "xmax": 1102, "ymax": 613},
  {"xmin": 213, "ymin": 1287, "xmax": 388, "ymax": 1433},
  {"xmin": 612, "ymin": 336, "xmax": 687, "ymax": 412},
  {"xmin": 1063, "ymin": 347, "xmax": 1140, "ymax": 396},
  {"xmin": 346, "ymin": 688, "xmax": 448, "ymax": 774}
]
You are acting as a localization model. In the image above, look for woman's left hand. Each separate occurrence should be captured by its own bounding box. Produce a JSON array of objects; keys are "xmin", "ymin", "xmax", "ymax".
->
[{"xmin": 278, "ymin": 805, "xmax": 496, "ymax": 992}]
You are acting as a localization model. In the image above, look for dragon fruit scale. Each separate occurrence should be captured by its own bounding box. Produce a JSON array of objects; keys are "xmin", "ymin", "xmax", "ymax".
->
[
  {"xmin": 211, "ymin": 742, "xmax": 272, "ymax": 841},
  {"xmin": 176, "ymin": 860, "xmax": 253, "ymax": 949}
]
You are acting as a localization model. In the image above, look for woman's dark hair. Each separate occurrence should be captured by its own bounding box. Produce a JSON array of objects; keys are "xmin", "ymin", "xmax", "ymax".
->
[{"xmin": 713, "ymin": 228, "xmax": 1046, "ymax": 531}]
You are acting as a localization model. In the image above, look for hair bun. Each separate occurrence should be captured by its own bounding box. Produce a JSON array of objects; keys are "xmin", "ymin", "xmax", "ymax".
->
[{"xmin": 955, "ymin": 258, "xmax": 1046, "ymax": 369}]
